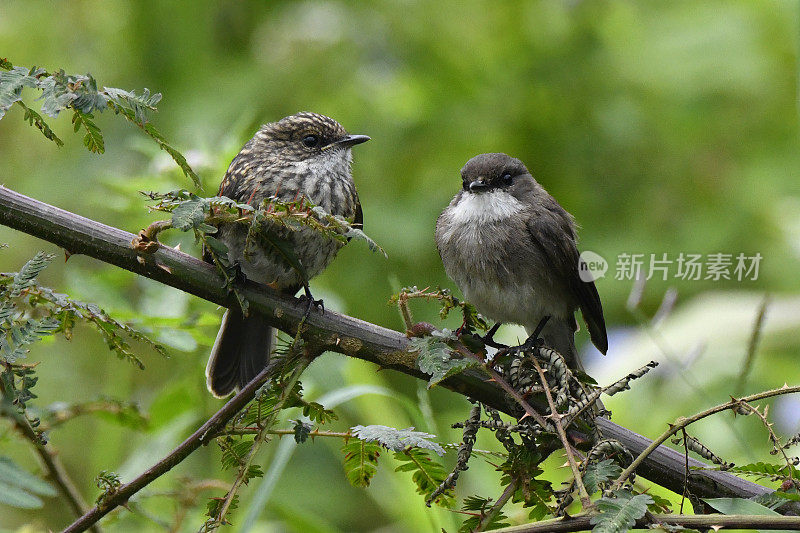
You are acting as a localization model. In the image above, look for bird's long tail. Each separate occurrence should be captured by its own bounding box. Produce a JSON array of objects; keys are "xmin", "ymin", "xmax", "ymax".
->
[{"xmin": 206, "ymin": 310, "xmax": 274, "ymax": 397}]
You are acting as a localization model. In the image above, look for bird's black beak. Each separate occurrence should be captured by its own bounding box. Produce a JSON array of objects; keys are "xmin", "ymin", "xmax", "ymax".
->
[
  {"xmin": 468, "ymin": 178, "xmax": 488, "ymax": 192},
  {"xmin": 333, "ymin": 134, "xmax": 371, "ymax": 148}
]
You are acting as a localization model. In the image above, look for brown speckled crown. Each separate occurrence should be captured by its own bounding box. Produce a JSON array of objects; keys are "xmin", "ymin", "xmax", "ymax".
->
[{"xmin": 259, "ymin": 111, "xmax": 349, "ymax": 143}]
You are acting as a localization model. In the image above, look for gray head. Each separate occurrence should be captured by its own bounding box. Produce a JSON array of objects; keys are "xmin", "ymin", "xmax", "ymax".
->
[
  {"xmin": 460, "ymin": 153, "xmax": 533, "ymax": 193},
  {"xmin": 253, "ymin": 111, "xmax": 370, "ymax": 162}
]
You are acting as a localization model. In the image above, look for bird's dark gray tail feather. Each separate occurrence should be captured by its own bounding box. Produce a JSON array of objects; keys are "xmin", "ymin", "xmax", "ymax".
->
[{"xmin": 206, "ymin": 310, "xmax": 274, "ymax": 398}]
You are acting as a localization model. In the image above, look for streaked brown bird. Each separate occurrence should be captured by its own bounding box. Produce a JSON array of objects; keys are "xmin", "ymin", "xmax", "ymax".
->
[
  {"xmin": 205, "ymin": 112, "xmax": 369, "ymax": 397},
  {"xmin": 435, "ymin": 153, "xmax": 607, "ymax": 371}
]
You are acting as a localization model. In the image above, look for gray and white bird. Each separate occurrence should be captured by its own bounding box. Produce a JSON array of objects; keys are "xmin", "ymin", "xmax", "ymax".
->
[
  {"xmin": 435, "ymin": 153, "xmax": 607, "ymax": 370},
  {"xmin": 205, "ymin": 112, "xmax": 369, "ymax": 397}
]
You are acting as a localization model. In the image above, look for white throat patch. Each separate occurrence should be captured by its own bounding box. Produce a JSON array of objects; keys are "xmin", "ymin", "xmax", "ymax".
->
[{"xmin": 449, "ymin": 191, "xmax": 524, "ymax": 224}]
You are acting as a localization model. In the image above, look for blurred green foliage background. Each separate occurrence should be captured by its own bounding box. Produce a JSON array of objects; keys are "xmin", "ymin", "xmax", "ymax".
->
[{"xmin": 1, "ymin": 1, "xmax": 800, "ymax": 531}]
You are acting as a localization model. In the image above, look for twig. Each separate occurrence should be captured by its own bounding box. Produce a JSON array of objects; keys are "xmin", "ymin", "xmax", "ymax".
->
[
  {"xmin": 738, "ymin": 401, "xmax": 796, "ymax": 480},
  {"xmin": 62, "ymin": 357, "xmax": 291, "ymax": 533},
  {"xmin": 736, "ymin": 295, "xmax": 770, "ymax": 394},
  {"xmin": 487, "ymin": 513, "xmax": 800, "ymax": 532},
  {"xmin": 529, "ymin": 357, "xmax": 592, "ymax": 509},
  {"xmin": 208, "ymin": 356, "xmax": 312, "ymax": 528},
  {"xmin": 219, "ymin": 428, "xmax": 353, "ymax": 439},
  {"xmin": 475, "ymin": 476, "xmax": 519, "ymax": 532},
  {"xmin": 563, "ymin": 361, "xmax": 658, "ymax": 427},
  {"xmin": 612, "ymin": 384, "xmax": 800, "ymax": 490}
]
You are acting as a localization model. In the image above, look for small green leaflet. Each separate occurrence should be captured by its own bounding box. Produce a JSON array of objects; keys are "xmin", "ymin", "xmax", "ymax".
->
[
  {"xmin": 171, "ymin": 196, "xmax": 208, "ymax": 231},
  {"xmin": 394, "ymin": 448, "xmax": 454, "ymax": 507},
  {"xmin": 410, "ymin": 333, "xmax": 480, "ymax": 388},
  {"xmin": 342, "ymin": 439, "xmax": 381, "ymax": 487},
  {"xmin": 582, "ymin": 459, "xmax": 623, "ymax": 494},
  {"xmin": 591, "ymin": 491, "xmax": 653, "ymax": 533},
  {"xmin": 0, "ymin": 66, "xmax": 40, "ymax": 119}
]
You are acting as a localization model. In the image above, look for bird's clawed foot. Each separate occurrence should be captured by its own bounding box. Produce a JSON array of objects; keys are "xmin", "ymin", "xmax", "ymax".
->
[
  {"xmin": 519, "ymin": 315, "xmax": 551, "ymax": 352},
  {"xmin": 498, "ymin": 316, "xmax": 551, "ymax": 358},
  {"xmin": 480, "ymin": 323, "xmax": 508, "ymax": 349},
  {"xmin": 230, "ymin": 261, "xmax": 248, "ymax": 284},
  {"xmin": 298, "ymin": 284, "xmax": 324, "ymax": 319}
]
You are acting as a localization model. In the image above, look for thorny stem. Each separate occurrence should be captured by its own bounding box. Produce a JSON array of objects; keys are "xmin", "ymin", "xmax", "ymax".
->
[
  {"xmin": 475, "ymin": 476, "xmax": 520, "ymax": 532},
  {"xmin": 612, "ymin": 384, "xmax": 800, "ymax": 490},
  {"xmin": 209, "ymin": 354, "xmax": 313, "ymax": 528},
  {"xmin": 220, "ymin": 428, "xmax": 352, "ymax": 439},
  {"xmin": 529, "ymin": 357, "xmax": 592, "ymax": 510},
  {"xmin": 398, "ymin": 295, "xmax": 415, "ymax": 331},
  {"xmin": 739, "ymin": 402, "xmax": 797, "ymax": 481},
  {"xmin": 488, "ymin": 513, "xmax": 800, "ymax": 533},
  {"xmin": 62, "ymin": 356, "xmax": 293, "ymax": 533}
]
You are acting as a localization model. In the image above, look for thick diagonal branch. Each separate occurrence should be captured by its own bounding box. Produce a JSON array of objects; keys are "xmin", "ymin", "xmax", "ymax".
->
[{"xmin": 0, "ymin": 185, "xmax": 785, "ymax": 525}]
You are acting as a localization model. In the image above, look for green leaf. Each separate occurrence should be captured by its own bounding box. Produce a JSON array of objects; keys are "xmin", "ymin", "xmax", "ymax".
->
[
  {"xmin": 1, "ymin": 317, "xmax": 61, "ymax": 363},
  {"xmin": 351, "ymin": 425, "xmax": 445, "ymax": 456},
  {"xmin": 723, "ymin": 461, "xmax": 800, "ymax": 481},
  {"xmin": 647, "ymin": 492, "xmax": 673, "ymax": 513},
  {"xmin": 219, "ymin": 438, "xmax": 254, "ymax": 470},
  {"xmin": 68, "ymin": 74, "xmax": 107, "ymax": 114},
  {"xmin": 591, "ymin": 491, "xmax": 653, "ymax": 533},
  {"xmin": 245, "ymin": 464, "xmax": 264, "ymax": 483},
  {"xmin": 9, "ymin": 251, "xmax": 54, "ymax": 297},
  {"xmin": 301, "ymin": 401, "xmax": 337, "ymax": 425},
  {"xmin": 37, "ymin": 70, "xmax": 80, "ymax": 117},
  {"xmin": 203, "ymin": 236, "xmax": 229, "ymax": 256},
  {"xmin": 103, "ymin": 87, "xmax": 160, "ymax": 123},
  {"xmin": 583, "ymin": 459, "xmax": 623, "ymax": 494},
  {"xmin": 462, "ymin": 494, "xmax": 493, "ymax": 511},
  {"xmin": 342, "ymin": 439, "xmax": 380, "ymax": 488},
  {"xmin": 394, "ymin": 448, "xmax": 454, "ymax": 507},
  {"xmin": 171, "ymin": 196, "xmax": 207, "ymax": 231},
  {"xmin": 459, "ymin": 513, "xmax": 508, "ymax": 532},
  {"xmin": 703, "ymin": 497, "xmax": 781, "ymax": 515},
  {"xmin": 0, "ymin": 66, "xmax": 39, "ymax": 119},
  {"xmin": 72, "ymin": 110, "xmax": 104, "ymax": 154},
  {"xmin": 410, "ymin": 334, "xmax": 480, "ymax": 388},
  {"xmin": 344, "ymin": 226, "xmax": 387, "ymax": 257},
  {"xmin": 18, "ymin": 101, "xmax": 63, "ymax": 146}
]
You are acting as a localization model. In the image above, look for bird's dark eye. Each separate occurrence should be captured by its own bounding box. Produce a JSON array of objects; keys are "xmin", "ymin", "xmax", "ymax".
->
[
  {"xmin": 501, "ymin": 172, "xmax": 513, "ymax": 185},
  {"xmin": 302, "ymin": 134, "xmax": 320, "ymax": 147}
]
